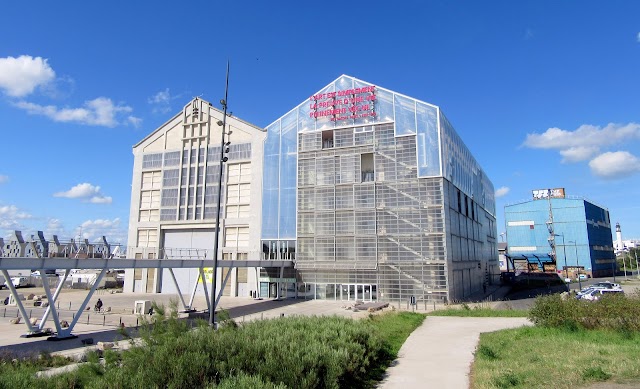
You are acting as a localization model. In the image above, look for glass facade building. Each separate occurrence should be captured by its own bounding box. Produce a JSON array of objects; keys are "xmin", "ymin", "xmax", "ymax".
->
[
  {"xmin": 262, "ymin": 75, "xmax": 497, "ymax": 303},
  {"xmin": 504, "ymin": 196, "xmax": 615, "ymax": 277}
]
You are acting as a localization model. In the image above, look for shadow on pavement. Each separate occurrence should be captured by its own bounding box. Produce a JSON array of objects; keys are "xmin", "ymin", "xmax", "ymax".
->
[
  {"xmin": 0, "ymin": 327, "xmax": 138, "ymax": 358},
  {"xmin": 221, "ymin": 298, "xmax": 308, "ymax": 319}
]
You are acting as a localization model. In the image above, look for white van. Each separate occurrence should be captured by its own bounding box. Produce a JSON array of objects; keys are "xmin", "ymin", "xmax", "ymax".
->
[{"xmin": 7, "ymin": 276, "xmax": 29, "ymax": 288}]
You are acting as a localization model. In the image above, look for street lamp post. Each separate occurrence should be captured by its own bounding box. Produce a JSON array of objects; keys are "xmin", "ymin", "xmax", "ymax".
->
[
  {"xmin": 557, "ymin": 234, "xmax": 568, "ymax": 279},
  {"xmin": 572, "ymin": 241, "xmax": 581, "ymax": 290},
  {"xmin": 209, "ymin": 62, "xmax": 231, "ymax": 328},
  {"xmin": 635, "ymin": 249, "xmax": 639, "ymax": 279}
]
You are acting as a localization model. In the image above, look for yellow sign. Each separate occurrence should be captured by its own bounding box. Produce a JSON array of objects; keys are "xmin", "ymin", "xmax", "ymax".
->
[{"xmin": 198, "ymin": 268, "xmax": 213, "ymax": 284}]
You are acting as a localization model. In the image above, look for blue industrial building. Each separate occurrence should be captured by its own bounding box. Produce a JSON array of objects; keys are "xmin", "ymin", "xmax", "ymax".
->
[{"xmin": 504, "ymin": 191, "xmax": 615, "ymax": 278}]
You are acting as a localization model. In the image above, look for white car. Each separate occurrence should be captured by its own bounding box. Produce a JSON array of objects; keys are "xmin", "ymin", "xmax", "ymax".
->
[
  {"xmin": 581, "ymin": 288, "xmax": 624, "ymax": 301},
  {"xmin": 31, "ymin": 270, "xmax": 59, "ymax": 277},
  {"xmin": 591, "ymin": 281, "xmax": 621, "ymax": 289}
]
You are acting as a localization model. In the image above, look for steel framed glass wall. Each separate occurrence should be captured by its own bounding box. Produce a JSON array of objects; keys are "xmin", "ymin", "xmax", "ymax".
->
[{"xmin": 262, "ymin": 75, "xmax": 496, "ymax": 302}]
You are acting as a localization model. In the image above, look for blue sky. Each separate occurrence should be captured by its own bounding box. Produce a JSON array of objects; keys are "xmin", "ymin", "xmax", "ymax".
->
[{"xmin": 1, "ymin": 1, "xmax": 639, "ymax": 245}]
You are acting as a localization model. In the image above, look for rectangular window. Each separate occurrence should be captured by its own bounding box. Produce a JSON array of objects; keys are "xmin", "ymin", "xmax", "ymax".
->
[
  {"xmin": 140, "ymin": 190, "xmax": 161, "ymax": 209},
  {"xmin": 226, "ymin": 183, "xmax": 250, "ymax": 206},
  {"xmin": 227, "ymin": 204, "xmax": 250, "ymax": 218},
  {"xmin": 227, "ymin": 162, "xmax": 251, "ymax": 184},
  {"xmin": 206, "ymin": 166, "xmax": 221, "ymax": 184},
  {"xmin": 228, "ymin": 143, "xmax": 252, "ymax": 160},
  {"xmin": 137, "ymin": 229, "xmax": 158, "ymax": 248},
  {"xmin": 142, "ymin": 153, "xmax": 163, "ymax": 169},
  {"xmin": 142, "ymin": 171, "xmax": 162, "ymax": 190},
  {"xmin": 160, "ymin": 208, "xmax": 176, "ymax": 221},
  {"xmin": 139, "ymin": 209, "xmax": 159, "ymax": 222},
  {"xmin": 465, "ymin": 195, "xmax": 469, "ymax": 217},
  {"xmin": 162, "ymin": 169, "xmax": 179, "ymax": 187},
  {"xmin": 164, "ymin": 151, "xmax": 180, "ymax": 167},
  {"xmin": 224, "ymin": 226, "xmax": 250, "ymax": 249},
  {"xmin": 161, "ymin": 188, "xmax": 179, "ymax": 207}
]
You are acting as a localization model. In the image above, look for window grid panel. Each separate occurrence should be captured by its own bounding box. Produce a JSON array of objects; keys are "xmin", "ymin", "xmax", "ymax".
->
[
  {"xmin": 298, "ymin": 188, "xmax": 315, "ymax": 211},
  {"xmin": 142, "ymin": 153, "xmax": 163, "ymax": 169},
  {"xmin": 160, "ymin": 209, "xmax": 176, "ymax": 221},
  {"xmin": 315, "ymin": 237, "xmax": 335, "ymax": 261},
  {"xmin": 316, "ymin": 187, "xmax": 335, "ymax": 211},
  {"xmin": 163, "ymin": 169, "xmax": 180, "ymax": 187},
  {"xmin": 354, "ymin": 183, "xmax": 375, "ymax": 208},
  {"xmin": 335, "ymin": 185, "xmax": 354, "ymax": 209},
  {"xmin": 334, "ymin": 128, "xmax": 354, "ymax": 148},
  {"xmin": 316, "ymin": 157, "xmax": 335, "ymax": 186},
  {"xmin": 161, "ymin": 188, "xmax": 178, "ymax": 207},
  {"xmin": 335, "ymin": 237, "xmax": 355, "ymax": 261},
  {"xmin": 335, "ymin": 211, "xmax": 354, "ymax": 235},
  {"xmin": 164, "ymin": 151, "xmax": 180, "ymax": 167},
  {"xmin": 298, "ymin": 159, "xmax": 316, "ymax": 187},
  {"xmin": 315, "ymin": 212, "xmax": 335, "ymax": 236}
]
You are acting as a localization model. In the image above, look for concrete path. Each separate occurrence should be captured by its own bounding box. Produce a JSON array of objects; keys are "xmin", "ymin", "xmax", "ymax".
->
[{"xmin": 379, "ymin": 316, "xmax": 531, "ymax": 389}]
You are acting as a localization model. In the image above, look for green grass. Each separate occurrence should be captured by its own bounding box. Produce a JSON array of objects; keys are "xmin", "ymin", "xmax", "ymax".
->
[
  {"xmin": 428, "ymin": 307, "xmax": 529, "ymax": 318},
  {"xmin": 367, "ymin": 311, "xmax": 425, "ymax": 356},
  {"xmin": 470, "ymin": 326, "xmax": 640, "ymax": 389}
]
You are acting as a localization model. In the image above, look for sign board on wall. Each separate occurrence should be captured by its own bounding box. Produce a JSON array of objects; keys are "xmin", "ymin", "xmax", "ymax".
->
[
  {"xmin": 309, "ymin": 86, "xmax": 377, "ymax": 122},
  {"xmin": 532, "ymin": 188, "xmax": 565, "ymax": 200}
]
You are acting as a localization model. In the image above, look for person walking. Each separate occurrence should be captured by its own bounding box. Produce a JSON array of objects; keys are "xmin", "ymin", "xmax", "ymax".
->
[{"xmin": 95, "ymin": 298, "xmax": 103, "ymax": 312}]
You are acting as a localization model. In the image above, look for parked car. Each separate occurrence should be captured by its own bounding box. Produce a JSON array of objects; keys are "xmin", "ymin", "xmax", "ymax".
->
[
  {"xmin": 31, "ymin": 270, "xmax": 59, "ymax": 277},
  {"xmin": 591, "ymin": 281, "xmax": 621, "ymax": 289},
  {"xmin": 576, "ymin": 287, "xmax": 598, "ymax": 299},
  {"xmin": 581, "ymin": 288, "xmax": 624, "ymax": 301},
  {"xmin": 576, "ymin": 274, "xmax": 588, "ymax": 280}
]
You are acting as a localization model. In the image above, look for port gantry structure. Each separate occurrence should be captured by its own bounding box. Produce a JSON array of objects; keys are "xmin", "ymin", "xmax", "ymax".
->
[{"xmin": 0, "ymin": 231, "xmax": 292, "ymax": 339}]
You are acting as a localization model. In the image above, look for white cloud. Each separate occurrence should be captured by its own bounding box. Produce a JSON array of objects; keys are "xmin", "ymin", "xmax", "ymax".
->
[
  {"xmin": 77, "ymin": 218, "xmax": 126, "ymax": 243},
  {"xmin": 127, "ymin": 116, "xmax": 142, "ymax": 128},
  {"xmin": 588, "ymin": 151, "xmax": 640, "ymax": 179},
  {"xmin": 148, "ymin": 88, "xmax": 172, "ymax": 114},
  {"xmin": 0, "ymin": 55, "xmax": 139, "ymax": 128},
  {"xmin": 53, "ymin": 183, "xmax": 112, "ymax": 204},
  {"xmin": 14, "ymin": 97, "xmax": 133, "ymax": 127},
  {"xmin": 0, "ymin": 204, "xmax": 32, "ymax": 233},
  {"xmin": 523, "ymin": 122, "xmax": 640, "ymax": 178},
  {"xmin": 44, "ymin": 218, "xmax": 67, "ymax": 237},
  {"xmin": 637, "ymin": 32, "xmax": 640, "ymax": 43},
  {"xmin": 0, "ymin": 175, "xmax": 8, "ymax": 184},
  {"xmin": 0, "ymin": 55, "xmax": 55, "ymax": 97},
  {"xmin": 523, "ymin": 123, "xmax": 640, "ymax": 152},
  {"xmin": 559, "ymin": 146, "xmax": 600, "ymax": 163},
  {"xmin": 495, "ymin": 186, "xmax": 510, "ymax": 198},
  {"xmin": 149, "ymin": 88, "xmax": 170, "ymax": 105}
]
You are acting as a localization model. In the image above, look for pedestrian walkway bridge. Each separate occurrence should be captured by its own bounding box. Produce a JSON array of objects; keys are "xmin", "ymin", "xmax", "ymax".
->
[{"xmin": 0, "ymin": 230, "xmax": 292, "ymax": 340}]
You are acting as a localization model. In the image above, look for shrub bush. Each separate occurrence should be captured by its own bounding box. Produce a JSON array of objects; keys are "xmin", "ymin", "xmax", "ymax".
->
[
  {"xmin": 69, "ymin": 314, "xmax": 387, "ymax": 388},
  {"xmin": 528, "ymin": 292, "xmax": 640, "ymax": 332}
]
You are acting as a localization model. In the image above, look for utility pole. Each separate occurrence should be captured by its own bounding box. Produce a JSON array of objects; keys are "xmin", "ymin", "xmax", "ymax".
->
[
  {"xmin": 209, "ymin": 61, "xmax": 231, "ymax": 328},
  {"xmin": 545, "ymin": 189, "xmax": 556, "ymax": 273}
]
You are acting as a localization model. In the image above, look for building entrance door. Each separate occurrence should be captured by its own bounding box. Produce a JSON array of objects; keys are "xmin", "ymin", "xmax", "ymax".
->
[{"xmin": 339, "ymin": 284, "xmax": 375, "ymax": 302}]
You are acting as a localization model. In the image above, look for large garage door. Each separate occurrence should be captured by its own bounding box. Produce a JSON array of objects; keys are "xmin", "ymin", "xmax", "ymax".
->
[{"xmin": 161, "ymin": 229, "xmax": 215, "ymax": 295}]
